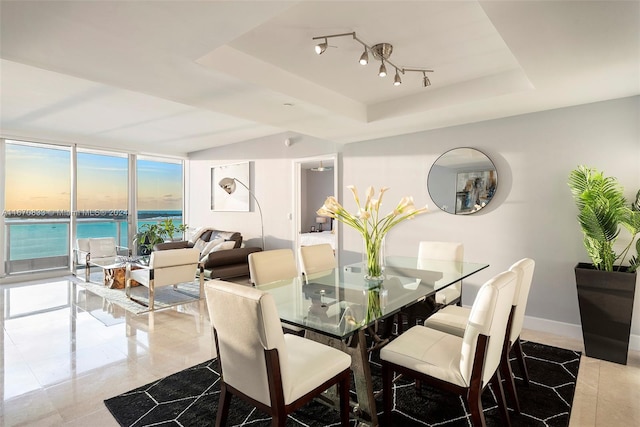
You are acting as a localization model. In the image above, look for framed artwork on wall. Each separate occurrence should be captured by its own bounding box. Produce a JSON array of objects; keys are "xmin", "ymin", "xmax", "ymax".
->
[{"xmin": 211, "ymin": 162, "xmax": 250, "ymax": 211}]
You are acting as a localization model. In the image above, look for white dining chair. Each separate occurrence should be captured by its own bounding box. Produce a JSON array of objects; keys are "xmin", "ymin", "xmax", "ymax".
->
[
  {"xmin": 249, "ymin": 249, "xmax": 304, "ymax": 334},
  {"xmin": 423, "ymin": 257, "xmax": 536, "ymax": 413},
  {"xmin": 204, "ymin": 280, "xmax": 352, "ymax": 427},
  {"xmin": 380, "ymin": 270, "xmax": 517, "ymax": 427},
  {"xmin": 298, "ymin": 243, "xmax": 336, "ymax": 281},
  {"xmin": 418, "ymin": 241, "xmax": 464, "ymax": 306},
  {"xmin": 248, "ymin": 249, "xmax": 299, "ymax": 286}
]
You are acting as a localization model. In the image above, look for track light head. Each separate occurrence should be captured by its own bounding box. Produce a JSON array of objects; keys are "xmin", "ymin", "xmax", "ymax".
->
[
  {"xmin": 359, "ymin": 47, "xmax": 369, "ymax": 65},
  {"xmin": 312, "ymin": 32, "xmax": 433, "ymax": 87},
  {"xmin": 394, "ymin": 69, "xmax": 402, "ymax": 86},
  {"xmin": 378, "ymin": 60, "xmax": 387, "ymax": 77},
  {"xmin": 315, "ymin": 39, "xmax": 328, "ymax": 55}
]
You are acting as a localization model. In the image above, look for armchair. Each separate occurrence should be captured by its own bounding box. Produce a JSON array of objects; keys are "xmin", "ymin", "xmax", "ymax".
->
[
  {"xmin": 125, "ymin": 248, "xmax": 203, "ymax": 311},
  {"xmin": 74, "ymin": 237, "xmax": 130, "ymax": 279}
]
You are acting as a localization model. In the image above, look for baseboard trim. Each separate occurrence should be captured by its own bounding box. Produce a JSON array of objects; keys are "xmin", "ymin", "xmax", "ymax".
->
[{"xmin": 523, "ymin": 314, "xmax": 640, "ymax": 352}]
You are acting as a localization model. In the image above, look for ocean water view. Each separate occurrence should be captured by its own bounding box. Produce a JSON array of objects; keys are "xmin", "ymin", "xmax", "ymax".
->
[{"xmin": 5, "ymin": 210, "xmax": 183, "ymax": 261}]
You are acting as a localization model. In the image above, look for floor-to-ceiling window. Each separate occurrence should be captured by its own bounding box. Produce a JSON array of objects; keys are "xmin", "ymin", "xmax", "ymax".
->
[
  {"xmin": 4, "ymin": 140, "xmax": 71, "ymax": 274},
  {"xmin": 136, "ymin": 156, "xmax": 184, "ymax": 245},
  {"xmin": 1, "ymin": 140, "xmax": 184, "ymax": 278},
  {"xmin": 76, "ymin": 149, "xmax": 129, "ymax": 247}
]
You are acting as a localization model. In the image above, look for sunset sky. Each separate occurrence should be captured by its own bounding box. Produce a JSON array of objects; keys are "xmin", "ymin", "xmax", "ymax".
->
[{"xmin": 5, "ymin": 142, "xmax": 182, "ymax": 211}]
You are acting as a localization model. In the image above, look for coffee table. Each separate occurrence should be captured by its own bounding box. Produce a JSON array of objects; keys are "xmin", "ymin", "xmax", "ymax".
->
[{"xmin": 87, "ymin": 257, "xmax": 146, "ymax": 289}]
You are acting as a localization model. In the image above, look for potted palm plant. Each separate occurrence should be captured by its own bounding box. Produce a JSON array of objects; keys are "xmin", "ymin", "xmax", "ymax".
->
[
  {"xmin": 133, "ymin": 223, "xmax": 165, "ymax": 255},
  {"xmin": 568, "ymin": 165, "xmax": 640, "ymax": 364},
  {"xmin": 158, "ymin": 218, "xmax": 188, "ymax": 241}
]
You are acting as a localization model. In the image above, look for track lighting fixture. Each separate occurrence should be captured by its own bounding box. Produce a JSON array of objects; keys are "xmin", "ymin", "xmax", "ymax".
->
[
  {"xmin": 378, "ymin": 60, "xmax": 387, "ymax": 77},
  {"xmin": 312, "ymin": 31, "xmax": 433, "ymax": 88},
  {"xmin": 359, "ymin": 47, "xmax": 369, "ymax": 65},
  {"xmin": 394, "ymin": 69, "xmax": 402, "ymax": 86},
  {"xmin": 422, "ymin": 72, "xmax": 431, "ymax": 87},
  {"xmin": 314, "ymin": 38, "xmax": 328, "ymax": 55}
]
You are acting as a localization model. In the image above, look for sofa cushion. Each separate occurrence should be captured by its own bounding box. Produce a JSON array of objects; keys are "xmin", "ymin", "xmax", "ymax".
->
[{"xmin": 209, "ymin": 230, "xmax": 242, "ymax": 248}]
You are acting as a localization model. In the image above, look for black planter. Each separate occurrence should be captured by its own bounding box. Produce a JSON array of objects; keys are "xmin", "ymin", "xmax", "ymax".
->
[{"xmin": 574, "ymin": 262, "xmax": 637, "ymax": 365}]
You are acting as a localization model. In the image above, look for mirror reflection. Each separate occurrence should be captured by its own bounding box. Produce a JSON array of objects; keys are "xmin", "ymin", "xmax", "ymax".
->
[{"xmin": 428, "ymin": 148, "xmax": 497, "ymax": 215}]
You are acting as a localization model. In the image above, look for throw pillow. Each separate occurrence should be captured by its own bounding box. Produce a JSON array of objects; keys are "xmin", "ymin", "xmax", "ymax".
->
[
  {"xmin": 189, "ymin": 227, "xmax": 213, "ymax": 244},
  {"xmin": 193, "ymin": 238, "xmax": 209, "ymax": 253},
  {"xmin": 199, "ymin": 238, "xmax": 225, "ymax": 257},
  {"xmin": 212, "ymin": 240, "xmax": 236, "ymax": 252}
]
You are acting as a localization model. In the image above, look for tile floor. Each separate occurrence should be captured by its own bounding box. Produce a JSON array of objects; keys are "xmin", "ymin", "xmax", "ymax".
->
[{"xmin": 1, "ymin": 277, "xmax": 639, "ymax": 426}]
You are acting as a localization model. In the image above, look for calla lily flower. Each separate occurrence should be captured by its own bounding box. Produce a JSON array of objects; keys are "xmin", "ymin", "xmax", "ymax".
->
[{"xmin": 317, "ymin": 185, "xmax": 429, "ymax": 279}]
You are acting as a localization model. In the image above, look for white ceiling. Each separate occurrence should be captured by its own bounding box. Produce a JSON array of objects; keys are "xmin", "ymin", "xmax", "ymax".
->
[{"xmin": 1, "ymin": 1, "xmax": 638, "ymax": 157}]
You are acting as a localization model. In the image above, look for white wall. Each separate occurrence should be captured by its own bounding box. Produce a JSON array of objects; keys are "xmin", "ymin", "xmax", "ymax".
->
[
  {"xmin": 187, "ymin": 96, "xmax": 640, "ymax": 344},
  {"xmin": 188, "ymin": 133, "xmax": 340, "ymax": 249}
]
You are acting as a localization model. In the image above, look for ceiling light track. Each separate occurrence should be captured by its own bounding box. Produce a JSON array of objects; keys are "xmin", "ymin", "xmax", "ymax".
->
[{"xmin": 312, "ymin": 31, "xmax": 433, "ymax": 87}]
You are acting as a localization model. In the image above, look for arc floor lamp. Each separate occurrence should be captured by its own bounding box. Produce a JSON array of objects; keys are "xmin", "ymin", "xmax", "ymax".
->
[{"xmin": 218, "ymin": 177, "xmax": 265, "ymax": 250}]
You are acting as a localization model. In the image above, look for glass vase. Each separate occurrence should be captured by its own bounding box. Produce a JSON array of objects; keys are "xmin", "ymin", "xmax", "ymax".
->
[
  {"xmin": 363, "ymin": 284, "xmax": 387, "ymax": 325},
  {"xmin": 363, "ymin": 235, "xmax": 385, "ymax": 285}
]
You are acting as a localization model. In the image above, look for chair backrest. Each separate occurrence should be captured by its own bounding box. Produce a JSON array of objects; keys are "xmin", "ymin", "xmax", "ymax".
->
[
  {"xmin": 418, "ymin": 241, "xmax": 464, "ymax": 293},
  {"xmin": 205, "ymin": 280, "xmax": 287, "ymax": 407},
  {"xmin": 77, "ymin": 238, "xmax": 91, "ymax": 253},
  {"xmin": 459, "ymin": 270, "xmax": 517, "ymax": 386},
  {"xmin": 149, "ymin": 248, "xmax": 200, "ymax": 287},
  {"xmin": 248, "ymin": 249, "xmax": 298, "ymax": 286},
  {"xmin": 88, "ymin": 237, "xmax": 117, "ymax": 258},
  {"xmin": 508, "ymin": 258, "xmax": 535, "ymax": 343},
  {"xmin": 299, "ymin": 244, "xmax": 337, "ymax": 276},
  {"xmin": 417, "ymin": 241, "xmax": 464, "ymax": 262}
]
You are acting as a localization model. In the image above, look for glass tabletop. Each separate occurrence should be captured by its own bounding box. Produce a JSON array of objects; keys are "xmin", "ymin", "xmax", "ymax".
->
[
  {"xmin": 256, "ymin": 256, "xmax": 488, "ymax": 340},
  {"xmin": 88, "ymin": 255, "xmax": 149, "ymax": 269}
]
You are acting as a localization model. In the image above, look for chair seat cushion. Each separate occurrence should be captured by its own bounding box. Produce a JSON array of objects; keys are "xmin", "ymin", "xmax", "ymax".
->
[
  {"xmin": 435, "ymin": 285, "xmax": 461, "ymax": 305},
  {"xmin": 380, "ymin": 325, "xmax": 467, "ymax": 387},
  {"xmin": 423, "ymin": 305, "xmax": 471, "ymax": 338},
  {"xmin": 283, "ymin": 334, "xmax": 351, "ymax": 404}
]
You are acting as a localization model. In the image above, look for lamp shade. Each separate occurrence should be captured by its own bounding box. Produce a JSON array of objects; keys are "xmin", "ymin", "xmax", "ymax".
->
[
  {"xmin": 316, "ymin": 217, "xmax": 328, "ymax": 224},
  {"xmin": 218, "ymin": 177, "xmax": 237, "ymax": 194}
]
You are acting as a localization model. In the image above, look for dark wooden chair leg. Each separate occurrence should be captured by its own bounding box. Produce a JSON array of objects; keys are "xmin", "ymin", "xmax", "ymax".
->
[
  {"xmin": 382, "ymin": 363, "xmax": 393, "ymax": 426},
  {"xmin": 500, "ymin": 350, "xmax": 521, "ymax": 414},
  {"xmin": 491, "ymin": 371, "xmax": 512, "ymax": 427},
  {"xmin": 339, "ymin": 373, "xmax": 351, "ymax": 426},
  {"xmin": 513, "ymin": 337, "xmax": 530, "ymax": 386},
  {"xmin": 215, "ymin": 384, "xmax": 231, "ymax": 427},
  {"xmin": 467, "ymin": 385, "xmax": 486, "ymax": 427}
]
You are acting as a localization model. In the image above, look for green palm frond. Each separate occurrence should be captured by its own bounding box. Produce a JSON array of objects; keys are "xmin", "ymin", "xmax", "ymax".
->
[{"xmin": 568, "ymin": 165, "xmax": 639, "ymax": 272}]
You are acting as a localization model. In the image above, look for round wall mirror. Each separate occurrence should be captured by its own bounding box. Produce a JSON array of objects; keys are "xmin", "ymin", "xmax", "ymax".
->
[{"xmin": 427, "ymin": 147, "xmax": 497, "ymax": 215}]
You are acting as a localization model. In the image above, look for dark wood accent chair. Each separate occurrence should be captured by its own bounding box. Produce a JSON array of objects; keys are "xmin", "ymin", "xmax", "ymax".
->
[{"xmin": 204, "ymin": 280, "xmax": 352, "ymax": 427}]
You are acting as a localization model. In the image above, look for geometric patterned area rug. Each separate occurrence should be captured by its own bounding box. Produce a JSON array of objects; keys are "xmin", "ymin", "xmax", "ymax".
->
[
  {"xmin": 71, "ymin": 275, "xmax": 202, "ymax": 316},
  {"xmin": 104, "ymin": 341, "xmax": 581, "ymax": 427}
]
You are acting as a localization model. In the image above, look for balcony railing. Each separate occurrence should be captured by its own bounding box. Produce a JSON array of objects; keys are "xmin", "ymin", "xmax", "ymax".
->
[
  {"xmin": 4, "ymin": 218, "xmax": 127, "ymax": 275},
  {"xmin": 4, "ymin": 214, "xmax": 183, "ymax": 276}
]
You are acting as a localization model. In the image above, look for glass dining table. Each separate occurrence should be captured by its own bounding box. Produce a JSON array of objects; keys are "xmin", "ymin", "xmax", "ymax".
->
[{"xmin": 256, "ymin": 256, "xmax": 489, "ymax": 427}]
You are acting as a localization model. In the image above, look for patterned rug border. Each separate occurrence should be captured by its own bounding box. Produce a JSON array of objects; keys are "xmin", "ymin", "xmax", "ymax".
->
[{"xmin": 105, "ymin": 340, "xmax": 582, "ymax": 427}]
